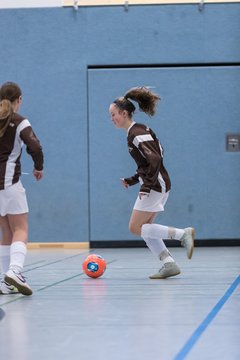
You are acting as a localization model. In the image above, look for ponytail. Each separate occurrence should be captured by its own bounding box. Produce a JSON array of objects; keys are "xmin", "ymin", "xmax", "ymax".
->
[
  {"xmin": 0, "ymin": 99, "xmax": 13, "ymax": 138},
  {"xmin": 124, "ymin": 87, "xmax": 160, "ymax": 116}
]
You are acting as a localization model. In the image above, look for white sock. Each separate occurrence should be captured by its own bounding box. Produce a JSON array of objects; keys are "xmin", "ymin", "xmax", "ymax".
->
[
  {"xmin": 0, "ymin": 245, "xmax": 11, "ymax": 279},
  {"xmin": 144, "ymin": 237, "xmax": 167, "ymax": 257},
  {"xmin": 141, "ymin": 223, "xmax": 184, "ymax": 241},
  {"xmin": 159, "ymin": 250, "xmax": 175, "ymax": 264},
  {"xmin": 141, "ymin": 227, "xmax": 175, "ymax": 263},
  {"xmin": 9, "ymin": 241, "xmax": 27, "ymax": 273}
]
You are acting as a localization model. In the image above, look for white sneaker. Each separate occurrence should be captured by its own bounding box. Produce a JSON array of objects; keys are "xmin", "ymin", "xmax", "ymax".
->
[
  {"xmin": 149, "ymin": 262, "xmax": 181, "ymax": 279},
  {"xmin": 5, "ymin": 270, "xmax": 32, "ymax": 296},
  {"xmin": 181, "ymin": 227, "xmax": 195, "ymax": 259},
  {"xmin": 0, "ymin": 280, "xmax": 19, "ymax": 295}
]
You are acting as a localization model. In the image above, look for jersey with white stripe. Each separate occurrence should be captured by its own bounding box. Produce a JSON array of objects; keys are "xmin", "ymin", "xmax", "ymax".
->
[
  {"xmin": 0, "ymin": 113, "xmax": 44, "ymax": 190},
  {"xmin": 125, "ymin": 122, "xmax": 171, "ymax": 194}
]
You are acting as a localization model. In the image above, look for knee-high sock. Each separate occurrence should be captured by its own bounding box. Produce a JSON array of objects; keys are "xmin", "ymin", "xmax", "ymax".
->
[
  {"xmin": 0, "ymin": 245, "xmax": 11, "ymax": 279},
  {"xmin": 144, "ymin": 238, "xmax": 175, "ymax": 264},
  {"xmin": 141, "ymin": 223, "xmax": 184, "ymax": 241},
  {"xmin": 9, "ymin": 241, "xmax": 27, "ymax": 273},
  {"xmin": 141, "ymin": 226, "xmax": 175, "ymax": 263},
  {"xmin": 144, "ymin": 236, "xmax": 167, "ymax": 257}
]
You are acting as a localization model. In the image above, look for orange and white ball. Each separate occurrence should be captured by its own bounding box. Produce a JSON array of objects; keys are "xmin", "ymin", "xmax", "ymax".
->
[{"xmin": 82, "ymin": 254, "xmax": 106, "ymax": 278}]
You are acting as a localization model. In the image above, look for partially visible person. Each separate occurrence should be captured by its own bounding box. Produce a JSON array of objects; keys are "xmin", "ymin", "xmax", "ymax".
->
[{"xmin": 0, "ymin": 81, "xmax": 44, "ymax": 295}]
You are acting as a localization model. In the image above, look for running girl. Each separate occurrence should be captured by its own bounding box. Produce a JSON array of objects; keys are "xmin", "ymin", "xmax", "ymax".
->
[{"xmin": 109, "ymin": 86, "xmax": 194, "ymax": 279}]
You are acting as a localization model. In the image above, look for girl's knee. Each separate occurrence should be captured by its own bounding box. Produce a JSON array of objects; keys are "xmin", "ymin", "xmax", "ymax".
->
[{"xmin": 129, "ymin": 221, "xmax": 141, "ymax": 236}]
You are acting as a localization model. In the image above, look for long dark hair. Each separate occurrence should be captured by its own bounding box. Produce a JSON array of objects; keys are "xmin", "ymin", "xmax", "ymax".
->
[
  {"xmin": 113, "ymin": 86, "xmax": 161, "ymax": 117},
  {"xmin": 0, "ymin": 82, "xmax": 22, "ymax": 138}
]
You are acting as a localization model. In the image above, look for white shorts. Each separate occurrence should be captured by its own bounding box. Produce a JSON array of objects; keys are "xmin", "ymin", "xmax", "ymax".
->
[
  {"xmin": 133, "ymin": 190, "xmax": 169, "ymax": 212},
  {"xmin": 0, "ymin": 181, "xmax": 29, "ymax": 216}
]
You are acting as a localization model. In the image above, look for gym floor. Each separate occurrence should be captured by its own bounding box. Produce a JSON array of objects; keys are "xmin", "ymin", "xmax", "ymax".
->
[{"xmin": 0, "ymin": 246, "xmax": 239, "ymax": 360}]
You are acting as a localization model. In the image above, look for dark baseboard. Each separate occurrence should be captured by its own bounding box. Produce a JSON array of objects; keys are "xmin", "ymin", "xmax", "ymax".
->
[{"xmin": 90, "ymin": 239, "xmax": 240, "ymax": 248}]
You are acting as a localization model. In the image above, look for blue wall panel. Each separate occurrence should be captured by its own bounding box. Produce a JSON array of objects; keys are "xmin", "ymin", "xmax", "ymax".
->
[
  {"xmin": 88, "ymin": 66, "xmax": 240, "ymax": 240},
  {"xmin": 0, "ymin": 4, "xmax": 239, "ymax": 242},
  {"xmin": 84, "ymin": 4, "xmax": 240, "ymax": 65},
  {"xmin": 0, "ymin": 9, "xmax": 90, "ymax": 243}
]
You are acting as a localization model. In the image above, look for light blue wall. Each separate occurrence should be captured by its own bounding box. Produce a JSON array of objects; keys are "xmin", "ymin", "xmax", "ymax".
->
[
  {"xmin": 88, "ymin": 66, "xmax": 240, "ymax": 240},
  {"xmin": 0, "ymin": 4, "xmax": 239, "ymax": 242}
]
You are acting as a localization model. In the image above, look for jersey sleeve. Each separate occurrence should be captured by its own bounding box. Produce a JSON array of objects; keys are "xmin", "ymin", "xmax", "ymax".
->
[
  {"xmin": 17, "ymin": 119, "xmax": 44, "ymax": 171},
  {"xmin": 124, "ymin": 172, "xmax": 139, "ymax": 186},
  {"xmin": 133, "ymin": 132, "xmax": 162, "ymax": 194}
]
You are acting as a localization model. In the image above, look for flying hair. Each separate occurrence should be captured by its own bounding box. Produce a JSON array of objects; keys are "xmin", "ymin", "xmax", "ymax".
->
[{"xmin": 124, "ymin": 86, "xmax": 161, "ymax": 117}]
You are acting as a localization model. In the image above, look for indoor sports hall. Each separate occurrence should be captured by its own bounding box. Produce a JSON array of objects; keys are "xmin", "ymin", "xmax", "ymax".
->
[{"xmin": 0, "ymin": 1, "xmax": 239, "ymax": 360}]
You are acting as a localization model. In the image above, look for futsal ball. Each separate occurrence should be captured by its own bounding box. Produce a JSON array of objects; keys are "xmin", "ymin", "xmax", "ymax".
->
[{"xmin": 82, "ymin": 254, "xmax": 106, "ymax": 278}]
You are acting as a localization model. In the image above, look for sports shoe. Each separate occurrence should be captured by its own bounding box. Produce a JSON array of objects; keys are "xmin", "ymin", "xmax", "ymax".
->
[
  {"xmin": 149, "ymin": 262, "xmax": 181, "ymax": 279},
  {"xmin": 5, "ymin": 270, "xmax": 32, "ymax": 296},
  {"xmin": 0, "ymin": 280, "xmax": 19, "ymax": 295},
  {"xmin": 181, "ymin": 227, "xmax": 195, "ymax": 259}
]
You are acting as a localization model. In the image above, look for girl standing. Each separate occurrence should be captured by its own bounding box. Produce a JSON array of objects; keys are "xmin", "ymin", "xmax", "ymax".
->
[
  {"xmin": 109, "ymin": 87, "xmax": 194, "ymax": 279},
  {"xmin": 0, "ymin": 81, "xmax": 44, "ymax": 295}
]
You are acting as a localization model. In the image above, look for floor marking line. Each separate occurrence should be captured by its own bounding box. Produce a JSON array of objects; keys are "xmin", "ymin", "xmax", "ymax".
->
[
  {"xmin": 0, "ymin": 295, "xmax": 26, "ymax": 307},
  {"xmin": 23, "ymin": 250, "xmax": 90, "ymax": 273},
  {"xmin": 24, "ymin": 260, "xmax": 46, "ymax": 267},
  {"xmin": 36, "ymin": 259, "xmax": 117, "ymax": 292},
  {"xmin": 173, "ymin": 274, "xmax": 240, "ymax": 360},
  {"xmin": 0, "ymin": 252, "xmax": 90, "ymax": 306},
  {"xmin": 0, "ymin": 259, "xmax": 117, "ymax": 307},
  {"xmin": 36, "ymin": 272, "xmax": 86, "ymax": 292}
]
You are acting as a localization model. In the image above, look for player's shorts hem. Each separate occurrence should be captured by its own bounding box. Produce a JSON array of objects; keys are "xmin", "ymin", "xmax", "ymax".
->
[
  {"xmin": 133, "ymin": 190, "xmax": 169, "ymax": 212},
  {"xmin": 0, "ymin": 181, "xmax": 29, "ymax": 216}
]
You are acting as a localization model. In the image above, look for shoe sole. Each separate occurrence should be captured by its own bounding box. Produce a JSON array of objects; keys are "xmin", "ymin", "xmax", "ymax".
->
[
  {"xmin": 149, "ymin": 270, "xmax": 181, "ymax": 279},
  {"xmin": 188, "ymin": 228, "xmax": 195, "ymax": 260},
  {"xmin": 0, "ymin": 290, "xmax": 19, "ymax": 295},
  {"xmin": 5, "ymin": 275, "xmax": 32, "ymax": 296}
]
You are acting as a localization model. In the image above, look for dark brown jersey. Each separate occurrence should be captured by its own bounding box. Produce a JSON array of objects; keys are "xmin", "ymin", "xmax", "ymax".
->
[
  {"xmin": 124, "ymin": 122, "xmax": 171, "ymax": 194},
  {"xmin": 0, "ymin": 113, "xmax": 43, "ymax": 190}
]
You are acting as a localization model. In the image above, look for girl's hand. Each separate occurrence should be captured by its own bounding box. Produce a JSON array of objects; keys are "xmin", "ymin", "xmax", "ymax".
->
[
  {"xmin": 120, "ymin": 178, "xmax": 129, "ymax": 189},
  {"xmin": 33, "ymin": 169, "xmax": 44, "ymax": 181}
]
